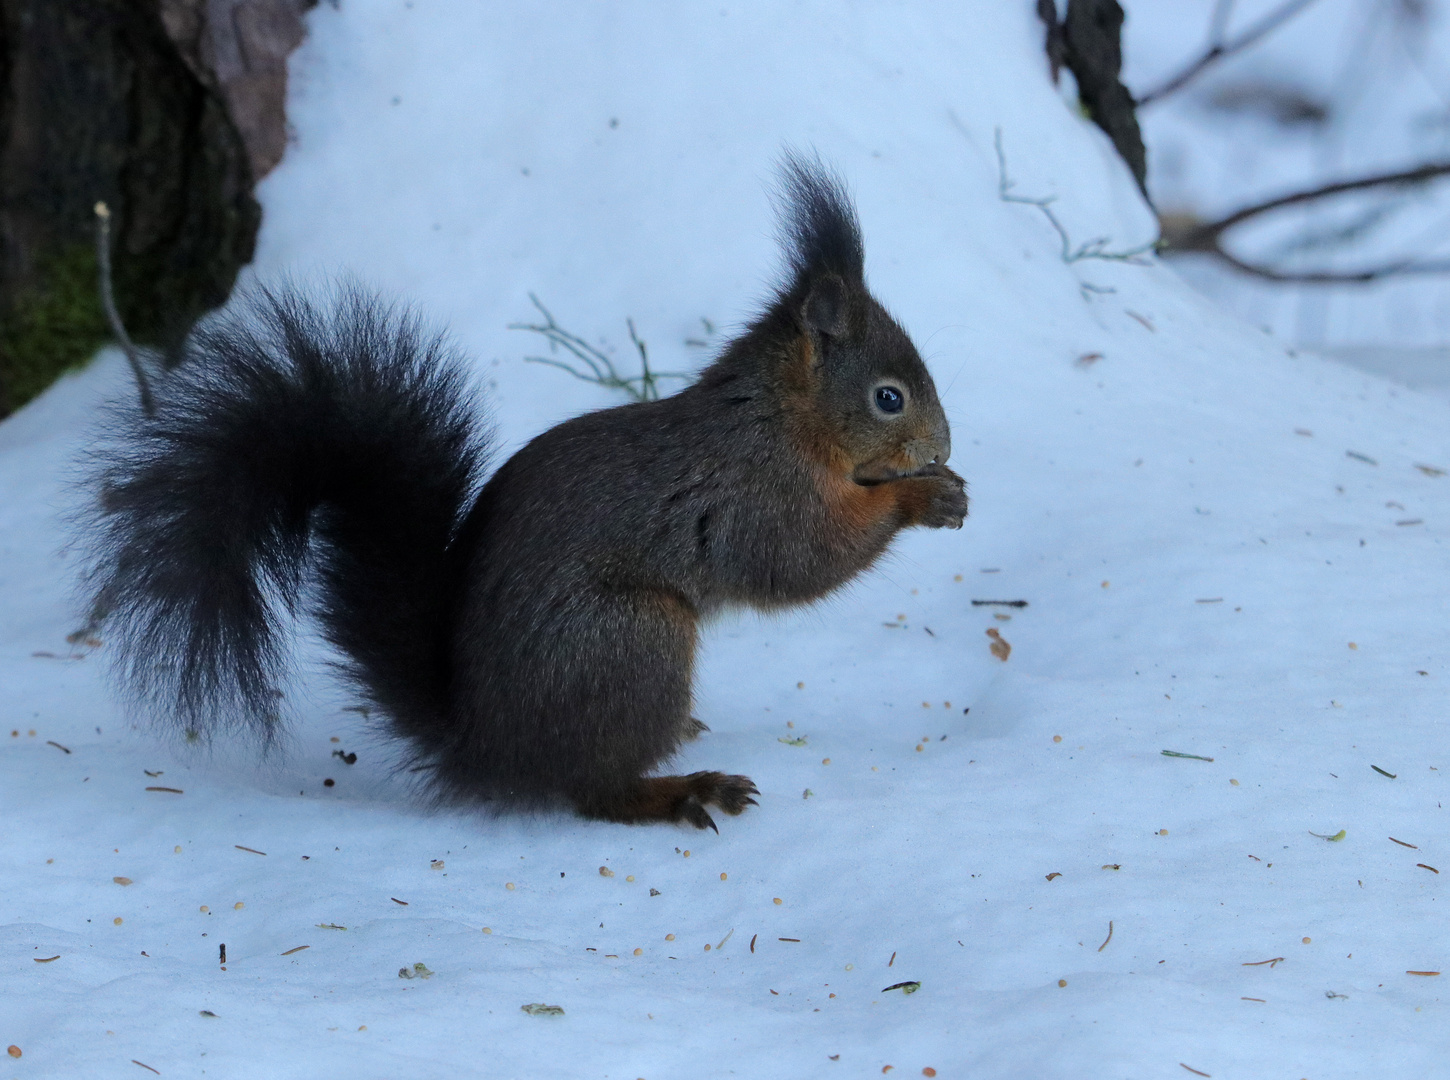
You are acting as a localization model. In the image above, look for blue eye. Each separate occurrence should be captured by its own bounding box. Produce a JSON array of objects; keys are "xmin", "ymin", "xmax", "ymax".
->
[{"xmin": 874, "ymin": 385, "xmax": 904, "ymax": 414}]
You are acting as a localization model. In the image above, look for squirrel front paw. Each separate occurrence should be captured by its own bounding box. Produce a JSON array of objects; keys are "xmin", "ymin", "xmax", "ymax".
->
[{"xmin": 908, "ymin": 463, "xmax": 968, "ymax": 529}]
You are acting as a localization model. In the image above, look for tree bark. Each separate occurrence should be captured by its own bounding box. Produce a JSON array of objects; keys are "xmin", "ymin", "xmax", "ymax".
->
[
  {"xmin": 1038, "ymin": 0, "xmax": 1149, "ymax": 201},
  {"xmin": 0, "ymin": 0, "xmax": 311, "ymax": 417}
]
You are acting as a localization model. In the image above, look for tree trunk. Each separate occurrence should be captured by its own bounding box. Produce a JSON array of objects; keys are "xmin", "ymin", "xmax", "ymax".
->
[{"xmin": 0, "ymin": 0, "xmax": 311, "ymax": 417}]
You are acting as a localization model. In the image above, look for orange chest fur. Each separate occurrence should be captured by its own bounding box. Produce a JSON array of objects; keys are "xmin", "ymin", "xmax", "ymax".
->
[{"xmin": 811, "ymin": 462, "xmax": 902, "ymax": 534}]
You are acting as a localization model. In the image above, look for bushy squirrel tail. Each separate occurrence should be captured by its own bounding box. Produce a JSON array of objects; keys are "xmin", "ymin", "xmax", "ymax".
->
[{"xmin": 82, "ymin": 285, "xmax": 491, "ymax": 745}]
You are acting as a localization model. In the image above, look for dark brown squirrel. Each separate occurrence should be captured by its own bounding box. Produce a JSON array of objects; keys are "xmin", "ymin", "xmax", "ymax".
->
[{"xmin": 81, "ymin": 155, "xmax": 967, "ymax": 831}]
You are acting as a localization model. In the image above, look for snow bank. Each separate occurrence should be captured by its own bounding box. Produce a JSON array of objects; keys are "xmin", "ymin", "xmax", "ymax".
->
[{"xmin": 2, "ymin": 3, "xmax": 1447, "ymax": 1077}]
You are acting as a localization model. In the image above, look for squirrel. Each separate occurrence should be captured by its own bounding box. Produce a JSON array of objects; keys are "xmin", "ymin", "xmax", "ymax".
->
[{"xmin": 81, "ymin": 156, "xmax": 967, "ymax": 831}]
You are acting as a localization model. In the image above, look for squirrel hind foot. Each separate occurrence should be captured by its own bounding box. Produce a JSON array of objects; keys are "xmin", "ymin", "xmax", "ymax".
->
[{"xmin": 578, "ymin": 771, "xmax": 759, "ymax": 831}]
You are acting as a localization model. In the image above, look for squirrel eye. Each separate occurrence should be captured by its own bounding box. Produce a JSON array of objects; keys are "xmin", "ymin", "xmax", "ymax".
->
[{"xmin": 874, "ymin": 385, "xmax": 905, "ymax": 414}]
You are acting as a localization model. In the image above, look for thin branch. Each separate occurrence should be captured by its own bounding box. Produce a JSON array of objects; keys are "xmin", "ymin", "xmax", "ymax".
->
[
  {"xmin": 508, "ymin": 294, "xmax": 689, "ymax": 403},
  {"xmin": 94, "ymin": 202, "xmax": 155, "ymax": 416},
  {"xmin": 995, "ymin": 129, "xmax": 1159, "ymax": 265},
  {"xmin": 1200, "ymin": 246, "xmax": 1450, "ymax": 283},
  {"xmin": 1136, "ymin": 0, "xmax": 1323, "ymax": 108},
  {"xmin": 627, "ymin": 317, "xmax": 654, "ymax": 393},
  {"xmin": 1207, "ymin": 0, "xmax": 1236, "ymax": 49},
  {"xmin": 1167, "ymin": 160, "xmax": 1450, "ymax": 252},
  {"xmin": 1160, "ymin": 161, "xmax": 1450, "ymax": 280},
  {"xmin": 1160, "ymin": 158, "xmax": 1450, "ymax": 279}
]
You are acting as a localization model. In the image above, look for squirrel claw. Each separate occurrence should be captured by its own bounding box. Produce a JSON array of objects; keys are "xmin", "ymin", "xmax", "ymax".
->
[
  {"xmin": 680, "ymin": 796, "xmax": 719, "ymax": 832},
  {"xmin": 680, "ymin": 771, "xmax": 759, "ymax": 818}
]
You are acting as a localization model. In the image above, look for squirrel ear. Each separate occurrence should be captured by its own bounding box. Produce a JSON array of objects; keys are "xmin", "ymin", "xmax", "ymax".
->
[{"xmin": 802, "ymin": 274, "xmax": 851, "ymax": 339}]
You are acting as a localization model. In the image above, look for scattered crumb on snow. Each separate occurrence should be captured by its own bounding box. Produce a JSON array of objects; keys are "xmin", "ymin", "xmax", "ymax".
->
[{"xmin": 2, "ymin": 3, "xmax": 1448, "ymax": 1078}]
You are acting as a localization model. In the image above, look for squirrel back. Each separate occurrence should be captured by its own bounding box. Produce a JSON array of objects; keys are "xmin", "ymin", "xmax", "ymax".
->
[{"xmin": 83, "ymin": 156, "xmax": 966, "ymax": 829}]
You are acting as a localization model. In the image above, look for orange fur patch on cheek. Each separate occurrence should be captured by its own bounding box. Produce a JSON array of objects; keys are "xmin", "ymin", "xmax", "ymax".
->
[
  {"xmin": 780, "ymin": 334, "xmax": 842, "ymax": 469},
  {"xmin": 853, "ymin": 450, "xmax": 918, "ymax": 484},
  {"xmin": 781, "ymin": 334, "xmax": 818, "ymax": 402}
]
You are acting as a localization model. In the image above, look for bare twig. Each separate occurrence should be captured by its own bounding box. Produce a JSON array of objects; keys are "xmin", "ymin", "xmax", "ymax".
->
[
  {"xmin": 1170, "ymin": 162, "xmax": 1450, "ymax": 249},
  {"xmin": 1160, "ymin": 161, "xmax": 1450, "ymax": 282},
  {"xmin": 1097, "ymin": 920, "xmax": 1113, "ymax": 952},
  {"xmin": 93, "ymin": 202, "xmax": 155, "ymax": 416},
  {"xmin": 509, "ymin": 294, "xmax": 689, "ymax": 403},
  {"xmin": 1196, "ymin": 247, "xmax": 1450, "ymax": 284},
  {"xmin": 995, "ymin": 130, "xmax": 1159, "ymax": 266},
  {"xmin": 1207, "ymin": 0, "xmax": 1236, "ymax": 48},
  {"xmin": 1137, "ymin": 0, "xmax": 1324, "ymax": 108}
]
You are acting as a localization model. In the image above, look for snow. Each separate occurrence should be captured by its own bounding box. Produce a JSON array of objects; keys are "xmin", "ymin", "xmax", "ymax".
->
[{"xmin": 3, "ymin": 3, "xmax": 1448, "ymax": 1077}]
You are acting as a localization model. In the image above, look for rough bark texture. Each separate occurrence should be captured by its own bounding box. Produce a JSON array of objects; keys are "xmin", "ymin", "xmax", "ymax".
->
[
  {"xmin": 0, "ymin": 0, "xmax": 311, "ymax": 418},
  {"xmin": 1038, "ymin": 0, "xmax": 1149, "ymax": 200},
  {"xmin": 160, "ymin": 0, "xmax": 313, "ymax": 181}
]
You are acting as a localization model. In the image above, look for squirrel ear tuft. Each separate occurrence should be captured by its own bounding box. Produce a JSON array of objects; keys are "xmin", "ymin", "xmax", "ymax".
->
[
  {"xmin": 776, "ymin": 151, "xmax": 864, "ymax": 284},
  {"xmin": 802, "ymin": 274, "xmax": 850, "ymax": 339}
]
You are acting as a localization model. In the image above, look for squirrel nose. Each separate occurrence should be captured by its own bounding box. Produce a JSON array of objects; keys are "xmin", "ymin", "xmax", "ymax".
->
[
  {"xmin": 919, "ymin": 420, "xmax": 950, "ymax": 466},
  {"xmin": 932, "ymin": 424, "xmax": 951, "ymax": 465},
  {"xmin": 903, "ymin": 429, "xmax": 949, "ymax": 469}
]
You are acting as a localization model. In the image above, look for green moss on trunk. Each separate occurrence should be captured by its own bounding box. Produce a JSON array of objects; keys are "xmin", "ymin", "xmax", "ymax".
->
[
  {"xmin": 0, "ymin": 244, "xmax": 109, "ymax": 413},
  {"xmin": 0, "ymin": 0, "xmax": 263, "ymax": 418}
]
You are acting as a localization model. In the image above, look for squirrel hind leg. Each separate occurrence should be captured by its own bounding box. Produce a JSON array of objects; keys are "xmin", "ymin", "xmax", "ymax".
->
[{"xmin": 577, "ymin": 771, "xmax": 759, "ymax": 832}]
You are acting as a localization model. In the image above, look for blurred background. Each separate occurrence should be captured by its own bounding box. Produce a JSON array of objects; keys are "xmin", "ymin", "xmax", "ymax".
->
[
  {"xmin": 2, "ymin": 0, "xmax": 1448, "ymax": 416},
  {"xmin": 1118, "ymin": 0, "xmax": 1450, "ymax": 389}
]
